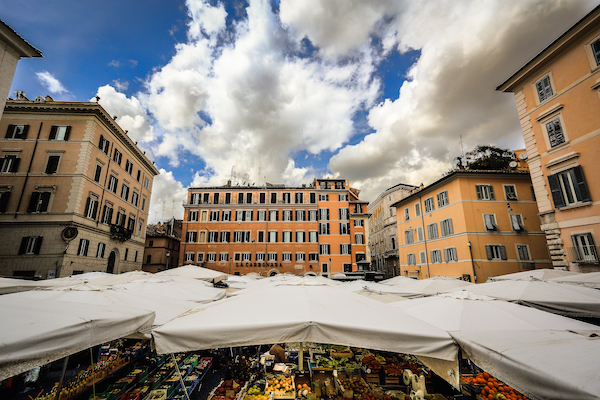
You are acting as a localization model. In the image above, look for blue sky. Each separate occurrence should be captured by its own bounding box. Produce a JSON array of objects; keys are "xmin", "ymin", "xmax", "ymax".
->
[{"xmin": 3, "ymin": 0, "xmax": 598, "ymax": 222}]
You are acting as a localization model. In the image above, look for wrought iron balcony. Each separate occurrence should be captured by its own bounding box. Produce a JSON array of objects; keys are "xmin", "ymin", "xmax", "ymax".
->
[
  {"xmin": 567, "ymin": 246, "xmax": 599, "ymax": 264},
  {"xmin": 110, "ymin": 224, "xmax": 132, "ymax": 242}
]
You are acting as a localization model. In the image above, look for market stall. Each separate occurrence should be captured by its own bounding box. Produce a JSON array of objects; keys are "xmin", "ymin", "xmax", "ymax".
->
[
  {"xmin": 379, "ymin": 277, "xmax": 474, "ymax": 296},
  {"xmin": 549, "ymin": 271, "xmax": 600, "ymax": 289},
  {"xmin": 487, "ymin": 269, "xmax": 580, "ymax": 282},
  {"xmin": 155, "ymin": 265, "xmax": 228, "ymax": 283},
  {"xmin": 337, "ymin": 280, "xmax": 423, "ymax": 299}
]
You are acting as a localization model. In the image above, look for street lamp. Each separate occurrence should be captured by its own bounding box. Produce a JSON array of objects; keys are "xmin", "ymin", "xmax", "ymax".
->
[{"xmin": 166, "ymin": 251, "xmax": 171, "ymax": 270}]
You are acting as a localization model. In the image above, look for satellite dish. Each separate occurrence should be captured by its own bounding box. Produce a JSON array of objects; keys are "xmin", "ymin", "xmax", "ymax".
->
[
  {"xmin": 509, "ymin": 161, "xmax": 518, "ymax": 168},
  {"xmin": 519, "ymin": 152, "xmax": 528, "ymax": 160}
]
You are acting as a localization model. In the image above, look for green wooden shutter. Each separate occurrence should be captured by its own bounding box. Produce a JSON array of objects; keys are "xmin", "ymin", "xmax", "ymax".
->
[{"xmin": 547, "ymin": 173, "xmax": 566, "ymax": 208}]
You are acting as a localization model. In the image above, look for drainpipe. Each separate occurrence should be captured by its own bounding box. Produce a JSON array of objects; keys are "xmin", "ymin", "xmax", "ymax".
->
[
  {"xmin": 468, "ymin": 241, "xmax": 477, "ymax": 283},
  {"xmin": 14, "ymin": 122, "xmax": 43, "ymax": 218},
  {"xmin": 418, "ymin": 194, "xmax": 431, "ymax": 278}
]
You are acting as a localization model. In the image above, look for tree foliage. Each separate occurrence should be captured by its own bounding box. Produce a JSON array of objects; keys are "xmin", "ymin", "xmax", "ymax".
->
[{"xmin": 454, "ymin": 145, "xmax": 515, "ymax": 171}]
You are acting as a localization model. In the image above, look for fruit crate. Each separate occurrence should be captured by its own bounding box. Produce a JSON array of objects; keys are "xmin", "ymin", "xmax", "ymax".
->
[
  {"xmin": 144, "ymin": 389, "xmax": 167, "ymax": 400},
  {"xmin": 265, "ymin": 376, "xmax": 295, "ymax": 399},
  {"xmin": 119, "ymin": 393, "xmax": 141, "ymax": 400},
  {"xmin": 330, "ymin": 349, "xmax": 354, "ymax": 359},
  {"xmin": 383, "ymin": 375, "xmax": 400, "ymax": 386}
]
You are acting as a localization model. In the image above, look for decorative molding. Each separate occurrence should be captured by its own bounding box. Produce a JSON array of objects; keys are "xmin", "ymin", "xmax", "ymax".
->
[
  {"xmin": 544, "ymin": 151, "xmax": 580, "ymax": 168},
  {"xmin": 535, "ymin": 103, "xmax": 563, "ymax": 121}
]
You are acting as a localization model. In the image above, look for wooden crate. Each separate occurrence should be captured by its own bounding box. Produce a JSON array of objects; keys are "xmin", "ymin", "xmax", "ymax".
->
[
  {"xmin": 383, "ymin": 375, "xmax": 401, "ymax": 386},
  {"xmin": 364, "ymin": 373, "xmax": 380, "ymax": 385}
]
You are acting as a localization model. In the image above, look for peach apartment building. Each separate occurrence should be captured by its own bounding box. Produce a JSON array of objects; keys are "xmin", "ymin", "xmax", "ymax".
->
[
  {"xmin": 393, "ymin": 167, "xmax": 551, "ymax": 283},
  {"xmin": 497, "ymin": 5, "xmax": 600, "ymax": 272},
  {"xmin": 179, "ymin": 178, "xmax": 369, "ymax": 277},
  {"xmin": 368, "ymin": 182, "xmax": 417, "ymax": 278},
  {"xmin": 0, "ymin": 98, "xmax": 159, "ymax": 278}
]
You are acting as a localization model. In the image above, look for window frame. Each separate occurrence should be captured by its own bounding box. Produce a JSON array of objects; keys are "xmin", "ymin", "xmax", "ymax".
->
[
  {"xmin": 534, "ymin": 74, "xmax": 554, "ymax": 103},
  {"xmin": 476, "ymin": 184, "xmax": 495, "ymax": 201},
  {"xmin": 516, "ymin": 244, "xmax": 531, "ymax": 261},
  {"xmin": 424, "ymin": 197, "xmax": 435, "ymax": 213},
  {"xmin": 548, "ymin": 166, "xmax": 591, "ymax": 209},
  {"xmin": 443, "ymin": 247, "xmax": 458, "ymax": 262},
  {"xmin": 510, "ymin": 214, "xmax": 526, "ymax": 232},
  {"xmin": 486, "ymin": 244, "xmax": 507, "ymax": 260},
  {"xmin": 5, "ymin": 124, "xmax": 29, "ymax": 140},
  {"xmin": 437, "ymin": 191, "xmax": 449, "ymax": 208},
  {"xmin": 440, "ymin": 218, "xmax": 454, "ymax": 236},
  {"xmin": 504, "ymin": 184, "xmax": 518, "ymax": 201},
  {"xmin": 483, "ymin": 213, "xmax": 499, "ymax": 231},
  {"xmin": 430, "ymin": 249, "xmax": 442, "ymax": 263}
]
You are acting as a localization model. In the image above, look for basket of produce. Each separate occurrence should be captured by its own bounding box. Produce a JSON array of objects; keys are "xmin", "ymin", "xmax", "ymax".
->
[
  {"xmin": 119, "ymin": 393, "xmax": 141, "ymax": 400},
  {"xmin": 144, "ymin": 389, "xmax": 167, "ymax": 400},
  {"xmin": 461, "ymin": 372, "xmax": 530, "ymax": 400},
  {"xmin": 211, "ymin": 379, "xmax": 245, "ymax": 400},
  {"xmin": 265, "ymin": 375, "xmax": 295, "ymax": 399}
]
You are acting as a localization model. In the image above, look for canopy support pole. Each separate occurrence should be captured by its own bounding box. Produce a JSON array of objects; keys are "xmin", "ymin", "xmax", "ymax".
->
[
  {"xmin": 90, "ymin": 348, "xmax": 96, "ymax": 398},
  {"xmin": 54, "ymin": 355, "xmax": 69, "ymax": 400},
  {"xmin": 299, "ymin": 343, "xmax": 304, "ymax": 371},
  {"xmin": 171, "ymin": 353, "xmax": 191, "ymax": 400}
]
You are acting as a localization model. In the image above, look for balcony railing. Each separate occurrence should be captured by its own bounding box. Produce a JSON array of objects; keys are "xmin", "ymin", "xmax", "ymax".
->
[
  {"xmin": 567, "ymin": 246, "xmax": 600, "ymax": 264},
  {"xmin": 110, "ymin": 224, "xmax": 132, "ymax": 242}
]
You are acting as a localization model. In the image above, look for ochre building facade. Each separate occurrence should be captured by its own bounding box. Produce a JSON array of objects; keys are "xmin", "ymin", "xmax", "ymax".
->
[{"xmin": 179, "ymin": 178, "xmax": 369, "ymax": 277}]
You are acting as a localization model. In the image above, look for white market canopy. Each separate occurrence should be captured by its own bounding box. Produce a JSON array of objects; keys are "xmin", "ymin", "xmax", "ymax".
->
[
  {"xmin": 487, "ymin": 268, "xmax": 580, "ymax": 282},
  {"xmin": 152, "ymin": 279, "xmax": 458, "ymax": 362},
  {"xmin": 0, "ymin": 272, "xmax": 114, "ymax": 294},
  {"xmin": 380, "ymin": 276, "xmax": 474, "ymax": 295},
  {"xmin": 0, "ymin": 295, "xmax": 154, "ymax": 382},
  {"xmin": 226, "ymin": 274, "xmax": 340, "ymax": 296},
  {"xmin": 337, "ymin": 279, "xmax": 423, "ymax": 298},
  {"xmin": 453, "ymin": 330, "xmax": 600, "ymax": 400},
  {"xmin": 465, "ymin": 278, "xmax": 600, "ymax": 317},
  {"xmin": 549, "ymin": 271, "xmax": 600, "ymax": 289},
  {"xmin": 116, "ymin": 278, "xmax": 225, "ymax": 303},
  {"xmin": 379, "ymin": 275, "xmax": 419, "ymax": 286},
  {"xmin": 155, "ymin": 265, "xmax": 228, "ymax": 283},
  {"xmin": 88, "ymin": 270, "xmax": 156, "ymax": 286}
]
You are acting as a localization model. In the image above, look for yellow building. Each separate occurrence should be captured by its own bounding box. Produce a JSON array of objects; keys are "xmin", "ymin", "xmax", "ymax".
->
[
  {"xmin": 180, "ymin": 178, "xmax": 369, "ymax": 277},
  {"xmin": 0, "ymin": 98, "xmax": 159, "ymax": 278},
  {"xmin": 497, "ymin": 5, "xmax": 600, "ymax": 271},
  {"xmin": 393, "ymin": 169, "xmax": 551, "ymax": 283}
]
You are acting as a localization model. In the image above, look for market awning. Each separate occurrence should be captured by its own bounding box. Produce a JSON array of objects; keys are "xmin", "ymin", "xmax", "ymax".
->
[
  {"xmin": 0, "ymin": 295, "xmax": 154, "ymax": 381},
  {"xmin": 487, "ymin": 268, "xmax": 581, "ymax": 282},
  {"xmin": 380, "ymin": 276, "xmax": 474, "ymax": 295},
  {"xmin": 152, "ymin": 279, "xmax": 458, "ymax": 362},
  {"xmin": 156, "ymin": 265, "xmax": 228, "ymax": 283}
]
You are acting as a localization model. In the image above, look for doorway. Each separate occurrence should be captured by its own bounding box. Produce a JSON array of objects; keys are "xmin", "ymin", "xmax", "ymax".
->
[{"xmin": 107, "ymin": 251, "xmax": 116, "ymax": 274}]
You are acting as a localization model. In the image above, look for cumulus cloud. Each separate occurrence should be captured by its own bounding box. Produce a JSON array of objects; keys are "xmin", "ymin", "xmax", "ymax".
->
[
  {"xmin": 35, "ymin": 71, "xmax": 69, "ymax": 94},
  {"xmin": 112, "ymin": 79, "xmax": 129, "ymax": 91},
  {"xmin": 148, "ymin": 169, "xmax": 189, "ymax": 223},
  {"xmin": 91, "ymin": 85, "xmax": 155, "ymax": 143}
]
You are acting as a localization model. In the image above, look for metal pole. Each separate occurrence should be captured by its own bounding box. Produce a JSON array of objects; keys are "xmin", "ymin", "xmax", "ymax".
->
[
  {"xmin": 54, "ymin": 355, "xmax": 69, "ymax": 400},
  {"xmin": 468, "ymin": 241, "xmax": 477, "ymax": 283}
]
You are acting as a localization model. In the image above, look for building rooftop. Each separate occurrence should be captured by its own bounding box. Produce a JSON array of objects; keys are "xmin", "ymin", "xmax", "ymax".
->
[{"xmin": 0, "ymin": 19, "xmax": 43, "ymax": 58}]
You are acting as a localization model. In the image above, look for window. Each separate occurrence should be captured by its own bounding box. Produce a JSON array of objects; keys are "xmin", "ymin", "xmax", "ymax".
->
[
  {"xmin": 419, "ymin": 251, "xmax": 426, "ymax": 264},
  {"xmin": 236, "ymin": 210, "xmax": 244, "ymax": 221},
  {"xmin": 309, "ymin": 231, "xmax": 318, "ymax": 243},
  {"xmin": 417, "ymin": 226, "xmax": 424, "ymax": 242},
  {"xmin": 354, "ymin": 219, "xmax": 363, "ymax": 227},
  {"xmin": 101, "ymin": 204, "xmax": 113, "ymax": 224},
  {"xmin": 210, "ymin": 210, "xmax": 219, "ymax": 221},
  {"xmin": 220, "ymin": 231, "xmax": 230, "ymax": 243},
  {"xmin": 257, "ymin": 231, "xmax": 265, "ymax": 243},
  {"xmin": 486, "ymin": 245, "xmax": 507, "ymax": 260},
  {"xmin": 84, "ymin": 196, "xmax": 99, "ymax": 219},
  {"xmin": 197, "ymin": 253, "xmax": 204, "ymax": 262},
  {"xmin": 256, "ymin": 253, "xmax": 265, "ymax": 262},
  {"xmin": 296, "ymin": 231, "xmax": 305, "ymax": 243},
  {"xmin": 146, "ymin": 254, "xmax": 152, "ymax": 264},
  {"xmin": 340, "ymin": 243, "xmax": 351, "ymax": 255},
  {"xmin": 309, "ymin": 253, "xmax": 319, "ymax": 261},
  {"xmin": 319, "ymin": 223, "xmax": 330, "ymax": 235},
  {"xmin": 283, "ymin": 210, "xmax": 292, "ymax": 221},
  {"xmin": 127, "ymin": 215, "xmax": 135, "ymax": 231},
  {"xmin": 407, "ymin": 253, "xmax": 416, "ymax": 266},
  {"xmin": 99, "ymin": 135, "xmax": 110, "ymax": 154},
  {"xmin": 440, "ymin": 218, "xmax": 454, "ymax": 236},
  {"xmin": 246, "ymin": 192, "xmax": 252, "ymax": 204},
  {"xmin": 322, "ymin": 263, "xmax": 329, "ymax": 273},
  {"xmin": 77, "ymin": 239, "xmax": 89, "ymax": 256},
  {"xmin": 5, "ymin": 124, "xmax": 29, "ymax": 139},
  {"xmin": 282, "ymin": 253, "xmax": 292, "ymax": 262},
  {"xmin": 222, "ymin": 210, "xmax": 231, "ymax": 221},
  {"xmin": 319, "ymin": 194, "xmax": 328, "ymax": 201},
  {"xmin": 186, "ymin": 231, "xmax": 197, "ymax": 242},
  {"xmin": 548, "ymin": 166, "xmax": 591, "ymax": 208},
  {"xmin": 535, "ymin": 75, "xmax": 553, "ymax": 102},
  {"xmin": 189, "ymin": 210, "xmax": 198, "ymax": 221},
  {"xmin": 269, "ymin": 210, "xmax": 278, "ymax": 221},
  {"xmin": 424, "ymin": 197, "xmax": 435, "ymax": 213},
  {"xmin": 484, "ymin": 214, "xmax": 499, "ymax": 231},
  {"xmin": 124, "ymin": 249, "xmax": 129, "ymax": 261},
  {"xmin": 295, "ymin": 193, "xmax": 304, "ymax": 203},
  {"xmin": 115, "ymin": 210, "xmax": 126, "ymax": 226},
  {"xmin": 405, "ymin": 230, "xmax": 414, "ymax": 244},
  {"xmin": 0, "ymin": 155, "xmax": 20, "ymax": 173},
  {"xmin": 107, "ymin": 175, "xmax": 118, "ymax": 193},
  {"xmin": 125, "ymin": 160, "xmax": 133, "ymax": 174},
  {"xmin": 510, "ymin": 214, "xmax": 525, "ymax": 232},
  {"xmin": 136, "ymin": 170, "xmax": 141, "ymax": 182},
  {"xmin": 131, "ymin": 191, "xmax": 139, "ymax": 207},
  {"xmin": 427, "ymin": 223, "xmax": 438, "ymax": 239},
  {"xmin": 268, "ymin": 231, "xmax": 278, "ymax": 242},
  {"xmin": 185, "ymin": 253, "xmax": 195, "ymax": 262},
  {"xmin": 414, "ymin": 203, "xmax": 421, "ymax": 217},
  {"xmin": 444, "ymin": 247, "xmax": 458, "ymax": 262},
  {"xmin": 198, "ymin": 231, "xmax": 206, "ymax": 242},
  {"xmin": 219, "ymin": 253, "xmax": 229, "ymax": 262},
  {"xmin": 308, "ymin": 210, "xmax": 318, "ymax": 221},
  {"xmin": 201, "ymin": 211, "xmax": 207, "ymax": 221},
  {"xmin": 113, "ymin": 149, "xmax": 122, "ymax": 165},
  {"xmin": 45, "ymin": 155, "xmax": 60, "ymax": 174},
  {"xmin": 94, "ymin": 165, "xmax": 102, "ymax": 182},
  {"xmin": 257, "ymin": 210, "xmax": 266, "ymax": 221},
  {"xmin": 338, "ymin": 194, "xmax": 347, "ymax": 201},
  {"xmin": 190, "ymin": 193, "xmax": 199, "ymax": 204},
  {"xmin": 339, "ymin": 208, "xmax": 349, "ymax": 220},
  {"xmin": 27, "ymin": 191, "xmax": 51, "ymax": 213},
  {"xmin": 144, "ymin": 177, "xmax": 150, "ymax": 189},
  {"xmin": 545, "ymin": 117, "xmax": 565, "ymax": 148},
  {"xmin": 343, "ymin": 263, "xmax": 352, "ymax": 272},
  {"xmin": 121, "ymin": 184, "xmax": 129, "ymax": 201},
  {"xmin": 430, "ymin": 249, "xmax": 442, "ymax": 263},
  {"xmin": 268, "ymin": 253, "xmax": 278, "ymax": 261},
  {"xmin": 213, "ymin": 193, "xmax": 220, "ymax": 204},
  {"xmin": 281, "ymin": 192, "xmax": 290, "ymax": 204},
  {"xmin": 0, "ymin": 191, "xmax": 10, "ymax": 213},
  {"xmin": 571, "ymin": 233, "xmax": 598, "ymax": 262},
  {"xmin": 404, "ymin": 207, "xmax": 409, "ymax": 220},
  {"xmin": 319, "ymin": 208, "xmax": 329, "ymax": 221},
  {"xmin": 320, "ymin": 244, "xmax": 330, "ymax": 255},
  {"xmin": 296, "ymin": 252, "xmax": 305, "ymax": 262},
  {"xmin": 242, "ymin": 252, "xmax": 251, "ymax": 262},
  {"xmin": 339, "ymin": 222, "xmax": 350, "ymax": 235},
  {"xmin": 208, "ymin": 231, "xmax": 218, "ymax": 242},
  {"xmin": 516, "ymin": 244, "xmax": 530, "ymax": 261},
  {"xmin": 234, "ymin": 231, "xmax": 246, "ymax": 242},
  {"xmin": 355, "ymin": 253, "xmax": 365, "ymax": 262},
  {"xmin": 205, "ymin": 253, "xmax": 216, "ymax": 262},
  {"xmin": 355, "ymin": 233, "xmax": 364, "ymax": 244},
  {"xmin": 504, "ymin": 185, "xmax": 518, "ymax": 201},
  {"xmin": 592, "ymin": 38, "xmax": 600, "ymax": 66},
  {"xmin": 296, "ymin": 209, "xmax": 305, "ymax": 221},
  {"xmin": 476, "ymin": 185, "xmax": 495, "ymax": 200},
  {"xmin": 141, "ymin": 197, "xmax": 146, "ymax": 211},
  {"xmin": 137, "ymin": 219, "xmax": 144, "ymax": 236},
  {"xmin": 437, "ymin": 191, "xmax": 449, "ymax": 208},
  {"xmin": 282, "ymin": 231, "xmax": 292, "ymax": 242},
  {"xmin": 18, "ymin": 236, "xmax": 43, "ymax": 255}
]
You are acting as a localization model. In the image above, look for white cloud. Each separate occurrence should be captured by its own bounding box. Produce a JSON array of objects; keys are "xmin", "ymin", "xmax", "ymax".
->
[
  {"xmin": 112, "ymin": 79, "xmax": 129, "ymax": 91},
  {"xmin": 148, "ymin": 169, "xmax": 189, "ymax": 223},
  {"xmin": 35, "ymin": 71, "xmax": 69, "ymax": 94},
  {"xmin": 91, "ymin": 85, "xmax": 155, "ymax": 144},
  {"xmin": 108, "ymin": 60, "xmax": 120, "ymax": 67}
]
